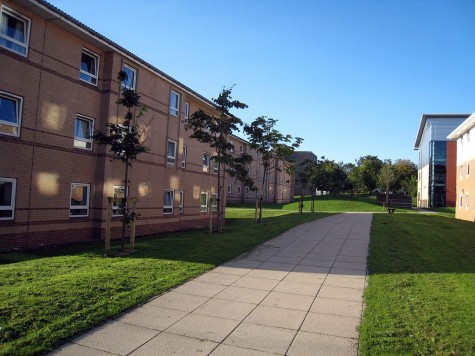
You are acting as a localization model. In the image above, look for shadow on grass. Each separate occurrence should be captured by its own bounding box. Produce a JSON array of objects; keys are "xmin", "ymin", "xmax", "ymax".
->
[
  {"xmin": 368, "ymin": 213, "xmax": 475, "ymax": 274},
  {"xmin": 0, "ymin": 213, "xmax": 332, "ymax": 267}
]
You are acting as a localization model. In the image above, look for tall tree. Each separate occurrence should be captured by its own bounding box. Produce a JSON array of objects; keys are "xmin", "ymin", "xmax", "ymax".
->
[
  {"xmin": 93, "ymin": 71, "xmax": 149, "ymax": 251},
  {"xmin": 393, "ymin": 159, "xmax": 417, "ymax": 192},
  {"xmin": 244, "ymin": 117, "xmax": 302, "ymax": 222},
  {"xmin": 356, "ymin": 155, "xmax": 383, "ymax": 193},
  {"xmin": 187, "ymin": 87, "xmax": 249, "ymax": 232}
]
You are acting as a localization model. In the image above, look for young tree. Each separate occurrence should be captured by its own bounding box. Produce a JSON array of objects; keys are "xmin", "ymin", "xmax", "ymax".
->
[
  {"xmin": 378, "ymin": 161, "xmax": 396, "ymax": 209},
  {"xmin": 244, "ymin": 117, "xmax": 302, "ymax": 222},
  {"xmin": 187, "ymin": 87, "xmax": 249, "ymax": 232},
  {"xmin": 93, "ymin": 71, "xmax": 149, "ymax": 251}
]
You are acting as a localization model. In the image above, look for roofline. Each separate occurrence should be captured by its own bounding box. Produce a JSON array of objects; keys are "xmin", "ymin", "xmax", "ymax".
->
[
  {"xmin": 447, "ymin": 112, "xmax": 475, "ymax": 140},
  {"xmin": 22, "ymin": 0, "xmax": 216, "ymax": 110},
  {"xmin": 413, "ymin": 113, "xmax": 471, "ymax": 150}
]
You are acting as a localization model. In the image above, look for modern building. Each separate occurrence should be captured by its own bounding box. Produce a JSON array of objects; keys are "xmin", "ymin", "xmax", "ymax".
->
[
  {"xmin": 287, "ymin": 151, "xmax": 318, "ymax": 196},
  {"xmin": 414, "ymin": 114, "xmax": 470, "ymax": 208},
  {"xmin": 447, "ymin": 113, "xmax": 475, "ymax": 222},
  {"xmin": 225, "ymin": 134, "xmax": 295, "ymax": 205},
  {"xmin": 0, "ymin": 0, "xmax": 294, "ymax": 251}
]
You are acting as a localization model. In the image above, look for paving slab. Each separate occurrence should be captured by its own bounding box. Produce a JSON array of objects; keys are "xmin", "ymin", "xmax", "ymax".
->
[
  {"xmin": 193, "ymin": 298, "xmax": 256, "ymax": 321},
  {"xmin": 287, "ymin": 331, "xmax": 357, "ymax": 356},
  {"xmin": 245, "ymin": 305, "xmax": 307, "ymax": 330},
  {"xmin": 210, "ymin": 344, "xmax": 275, "ymax": 355},
  {"xmin": 129, "ymin": 332, "xmax": 218, "ymax": 355},
  {"xmin": 172, "ymin": 280, "xmax": 227, "ymax": 297},
  {"xmin": 310, "ymin": 297, "xmax": 363, "ymax": 318},
  {"xmin": 194, "ymin": 271, "xmax": 242, "ymax": 285},
  {"xmin": 214, "ymin": 286, "xmax": 269, "ymax": 304},
  {"xmin": 261, "ymin": 291, "xmax": 315, "ymax": 311},
  {"xmin": 301, "ymin": 312, "xmax": 360, "ymax": 338},
  {"xmin": 116, "ymin": 304, "xmax": 187, "ymax": 330},
  {"xmin": 149, "ymin": 291, "xmax": 209, "ymax": 312}
]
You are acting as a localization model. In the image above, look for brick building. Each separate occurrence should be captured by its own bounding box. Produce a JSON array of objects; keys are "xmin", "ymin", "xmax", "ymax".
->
[{"xmin": 0, "ymin": 0, "xmax": 294, "ymax": 250}]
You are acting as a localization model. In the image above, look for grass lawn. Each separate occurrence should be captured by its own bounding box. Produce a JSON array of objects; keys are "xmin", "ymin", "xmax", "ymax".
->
[
  {"xmin": 360, "ymin": 213, "xmax": 475, "ymax": 355},
  {"xmin": 0, "ymin": 210, "xmax": 330, "ymax": 355},
  {"xmin": 229, "ymin": 194, "xmax": 388, "ymax": 212}
]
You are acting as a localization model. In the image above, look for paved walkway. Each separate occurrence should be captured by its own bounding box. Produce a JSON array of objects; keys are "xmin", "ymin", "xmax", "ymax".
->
[{"xmin": 51, "ymin": 213, "xmax": 372, "ymax": 356}]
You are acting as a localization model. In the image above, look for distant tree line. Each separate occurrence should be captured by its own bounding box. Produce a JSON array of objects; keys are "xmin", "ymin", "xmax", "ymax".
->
[{"xmin": 299, "ymin": 155, "xmax": 417, "ymax": 197}]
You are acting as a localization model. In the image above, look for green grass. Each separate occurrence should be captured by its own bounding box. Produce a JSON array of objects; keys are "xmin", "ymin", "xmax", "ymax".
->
[
  {"xmin": 229, "ymin": 194, "xmax": 386, "ymax": 212},
  {"xmin": 0, "ymin": 210, "xmax": 330, "ymax": 355},
  {"xmin": 360, "ymin": 213, "xmax": 475, "ymax": 355}
]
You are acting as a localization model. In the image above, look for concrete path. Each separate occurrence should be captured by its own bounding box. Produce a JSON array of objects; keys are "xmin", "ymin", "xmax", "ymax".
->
[{"xmin": 51, "ymin": 213, "xmax": 372, "ymax": 356}]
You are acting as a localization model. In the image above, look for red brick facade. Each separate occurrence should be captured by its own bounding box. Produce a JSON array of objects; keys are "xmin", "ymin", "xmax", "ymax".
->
[
  {"xmin": 0, "ymin": 0, "xmax": 294, "ymax": 251},
  {"xmin": 445, "ymin": 141, "xmax": 457, "ymax": 207}
]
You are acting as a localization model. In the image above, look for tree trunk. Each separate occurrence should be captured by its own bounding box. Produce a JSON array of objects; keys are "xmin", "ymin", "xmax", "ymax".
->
[{"xmin": 121, "ymin": 159, "xmax": 129, "ymax": 252}]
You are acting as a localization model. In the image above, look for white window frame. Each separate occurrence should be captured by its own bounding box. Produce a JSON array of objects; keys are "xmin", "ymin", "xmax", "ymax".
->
[
  {"xmin": 184, "ymin": 101, "xmax": 190, "ymax": 124},
  {"xmin": 74, "ymin": 115, "xmax": 94, "ymax": 150},
  {"xmin": 466, "ymin": 194, "xmax": 470, "ymax": 209},
  {"xmin": 179, "ymin": 190, "xmax": 184, "ymax": 214},
  {"xmin": 211, "ymin": 193, "xmax": 218, "ymax": 211},
  {"xmin": 70, "ymin": 183, "xmax": 90, "ymax": 217},
  {"xmin": 200, "ymin": 192, "xmax": 208, "ymax": 213},
  {"xmin": 167, "ymin": 139, "xmax": 177, "ymax": 165},
  {"xmin": 237, "ymin": 186, "xmax": 241, "ymax": 196},
  {"xmin": 163, "ymin": 189, "xmax": 174, "ymax": 214},
  {"xmin": 170, "ymin": 90, "xmax": 180, "ymax": 116},
  {"xmin": 239, "ymin": 145, "xmax": 243, "ymax": 154},
  {"xmin": 121, "ymin": 64, "xmax": 137, "ymax": 91},
  {"xmin": 227, "ymin": 185, "xmax": 232, "ymax": 196},
  {"xmin": 203, "ymin": 153, "xmax": 210, "ymax": 172},
  {"xmin": 112, "ymin": 186, "xmax": 127, "ymax": 216},
  {"xmin": 245, "ymin": 187, "xmax": 249, "ymax": 197},
  {"xmin": 0, "ymin": 6, "xmax": 31, "ymax": 57},
  {"xmin": 213, "ymin": 158, "xmax": 219, "ymax": 174},
  {"xmin": 181, "ymin": 145, "xmax": 187, "ymax": 168},
  {"xmin": 229, "ymin": 140, "xmax": 234, "ymax": 153},
  {"xmin": 0, "ymin": 90, "xmax": 23, "ymax": 137},
  {"xmin": 80, "ymin": 48, "xmax": 100, "ymax": 86},
  {"xmin": 0, "ymin": 178, "xmax": 16, "ymax": 220}
]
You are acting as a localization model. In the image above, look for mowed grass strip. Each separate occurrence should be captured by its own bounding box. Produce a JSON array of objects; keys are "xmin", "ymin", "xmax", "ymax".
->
[
  {"xmin": 360, "ymin": 213, "xmax": 475, "ymax": 355},
  {"xmin": 229, "ymin": 194, "xmax": 385, "ymax": 212},
  {"xmin": 0, "ymin": 210, "xmax": 331, "ymax": 355}
]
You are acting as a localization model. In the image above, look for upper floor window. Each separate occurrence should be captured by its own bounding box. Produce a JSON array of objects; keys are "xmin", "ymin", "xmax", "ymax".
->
[
  {"xmin": 181, "ymin": 145, "xmax": 187, "ymax": 168},
  {"xmin": 70, "ymin": 183, "xmax": 90, "ymax": 217},
  {"xmin": 467, "ymin": 163, "xmax": 470, "ymax": 177},
  {"xmin": 184, "ymin": 101, "xmax": 190, "ymax": 124},
  {"xmin": 239, "ymin": 145, "xmax": 243, "ymax": 155},
  {"xmin": 74, "ymin": 115, "xmax": 94, "ymax": 150},
  {"xmin": 0, "ymin": 90, "xmax": 22, "ymax": 137},
  {"xmin": 229, "ymin": 140, "xmax": 234, "ymax": 153},
  {"xmin": 203, "ymin": 153, "xmax": 210, "ymax": 172},
  {"xmin": 167, "ymin": 139, "xmax": 177, "ymax": 165},
  {"xmin": 170, "ymin": 90, "xmax": 180, "ymax": 116},
  {"xmin": 0, "ymin": 177, "xmax": 16, "ymax": 220},
  {"xmin": 213, "ymin": 159, "xmax": 219, "ymax": 174},
  {"xmin": 0, "ymin": 7, "xmax": 30, "ymax": 56},
  {"xmin": 80, "ymin": 48, "xmax": 99, "ymax": 85},
  {"xmin": 121, "ymin": 64, "xmax": 136, "ymax": 91}
]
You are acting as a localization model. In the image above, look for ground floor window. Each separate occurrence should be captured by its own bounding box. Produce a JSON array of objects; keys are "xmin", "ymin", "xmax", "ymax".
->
[
  {"xmin": 112, "ymin": 186, "xmax": 126, "ymax": 216},
  {"xmin": 211, "ymin": 193, "xmax": 217, "ymax": 211},
  {"xmin": 70, "ymin": 183, "xmax": 90, "ymax": 217},
  {"xmin": 200, "ymin": 192, "xmax": 208, "ymax": 212},
  {"xmin": 179, "ymin": 191, "xmax": 184, "ymax": 214},
  {"xmin": 0, "ymin": 178, "xmax": 16, "ymax": 220},
  {"xmin": 164, "ymin": 189, "xmax": 174, "ymax": 214}
]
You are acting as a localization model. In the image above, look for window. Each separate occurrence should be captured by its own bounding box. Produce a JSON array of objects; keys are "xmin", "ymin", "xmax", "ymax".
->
[
  {"xmin": 466, "ymin": 194, "xmax": 470, "ymax": 209},
  {"xmin": 227, "ymin": 185, "xmax": 232, "ymax": 196},
  {"xmin": 467, "ymin": 163, "xmax": 470, "ymax": 177},
  {"xmin": 70, "ymin": 183, "xmax": 90, "ymax": 217},
  {"xmin": 245, "ymin": 187, "xmax": 249, "ymax": 196},
  {"xmin": 0, "ymin": 178, "xmax": 16, "ymax": 220},
  {"xmin": 164, "ymin": 189, "xmax": 174, "ymax": 214},
  {"xmin": 121, "ymin": 64, "xmax": 136, "ymax": 90},
  {"xmin": 200, "ymin": 192, "xmax": 208, "ymax": 212},
  {"xmin": 0, "ymin": 90, "xmax": 22, "ymax": 137},
  {"xmin": 184, "ymin": 101, "xmax": 190, "ymax": 124},
  {"xmin": 167, "ymin": 140, "xmax": 177, "ymax": 165},
  {"xmin": 211, "ymin": 193, "xmax": 217, "ymax": 211},
  {"xmin": 170, "ymin": 90, "xmax": 180, "ymax": 116},
  {"xmin": 230, "ymin": 140, "xmax": 234, "ymax": 153},
  {"xmin": 0, "ymin": 7, "xmax": 30, "ymax": 56},
  {"xmin": 179, "ymin": 191, "xmax": 184, "ymax": 214},
  {"xmin": 213, "ymin": 159, "xmax": 219, "ymax": 174},
  {"xmin": 74, "ymin": 115, "xmax": 94, "ymax": 149},
  {"xmin": 460, "ymin": 166, "xmax": 463, "ymax": 179},
  {"xmin": 203, "ymin": 153, "xmax": 210, "ymax": 172},
  {"xmin": 80, "ymin": 49, "xmax": 99, "ymax": 85},
  {"xmin": 181, "ymin": 145, "xmax": 187, "ymax": 168},
  {"xmin": 239, "ymin": 145, "xmax": 243, "ymax": 155},
  {"xmin": 459, "ymin": 193, "xmax": 463, "ymax": 208},
  {"xmin": 112, "ymin": 186, "xmax": 126, "ymax": 216},
  {"xmin": 237, "ymin": 186, "xmax": 241, "ymax": 196}
]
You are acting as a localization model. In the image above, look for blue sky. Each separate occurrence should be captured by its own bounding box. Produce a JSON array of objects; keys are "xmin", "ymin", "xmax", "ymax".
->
[{"xmin": 48, "ymin": 0, "xmax": 475, "ymax": 164}]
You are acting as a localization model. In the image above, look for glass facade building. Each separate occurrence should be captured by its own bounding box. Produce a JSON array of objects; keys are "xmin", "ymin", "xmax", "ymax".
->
[{"xmin": 429, "ymin": 141, "xmax": 447, "ymax": 207}]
